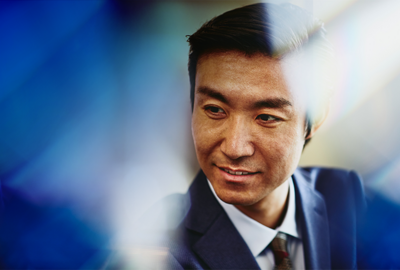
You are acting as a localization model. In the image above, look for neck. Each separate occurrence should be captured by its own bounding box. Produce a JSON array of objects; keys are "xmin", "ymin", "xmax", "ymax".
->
[{"xmin": 234, "ymin": 180, "xmax": 289, "ymax": 228}]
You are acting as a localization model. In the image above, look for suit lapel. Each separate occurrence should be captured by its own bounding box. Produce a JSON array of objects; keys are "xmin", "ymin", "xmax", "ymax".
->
[
  {"xmin": 184, "ymin": 169, "xmax": 332, "ymax": 269},
  {"xmin": 293, "ymin": 169, "xmax": 331, "ymax": 270},
  {"xmin": 185, "ymin": 171, "xmax": 260, "ymax": 269}
]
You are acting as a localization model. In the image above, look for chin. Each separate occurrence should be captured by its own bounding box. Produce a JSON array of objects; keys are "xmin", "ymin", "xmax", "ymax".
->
[{"xmin": 215, "ymin": 189, "xmax": 259, "ymax": 206}]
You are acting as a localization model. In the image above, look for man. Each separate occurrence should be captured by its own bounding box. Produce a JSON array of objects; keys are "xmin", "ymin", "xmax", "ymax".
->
[{"xmin": 146, "ymin": 3, "xmax": 366, "ymax": 270}]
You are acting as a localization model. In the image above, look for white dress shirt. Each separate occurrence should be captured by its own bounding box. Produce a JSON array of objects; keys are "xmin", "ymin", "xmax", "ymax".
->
[{"xmin": 208, "ymin": 178, "xmax": 305, "ymax": 270}]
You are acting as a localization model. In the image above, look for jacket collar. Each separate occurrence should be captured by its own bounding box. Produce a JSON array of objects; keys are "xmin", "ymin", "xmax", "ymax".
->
[{"xmin": 293, "ymin": 168, "xmax": 331, "ymax": 269}]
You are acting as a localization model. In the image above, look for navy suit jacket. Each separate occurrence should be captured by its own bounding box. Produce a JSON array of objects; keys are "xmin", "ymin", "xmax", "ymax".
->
[{"xmin": 164, "ymin": 167, "xmax": 366, "ymax": 270}]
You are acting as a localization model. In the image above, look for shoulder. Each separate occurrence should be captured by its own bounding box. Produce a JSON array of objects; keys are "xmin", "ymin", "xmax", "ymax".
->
[
  {"xmin": 296, "ymin": 167, "xmax": 363, "ymax": 193},
  {"xmin": 297, "ymin": 166, "xmax": 361, "ymax": 185},
  {"xmin": 295, "ymin": 166, "xmax": 366, "ymax": 213}
]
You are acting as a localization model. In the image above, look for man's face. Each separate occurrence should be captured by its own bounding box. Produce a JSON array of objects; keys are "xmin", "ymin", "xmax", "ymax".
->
[{"xmin": 192, "ymin": 51, "xmax": 307, "ymax": 206}]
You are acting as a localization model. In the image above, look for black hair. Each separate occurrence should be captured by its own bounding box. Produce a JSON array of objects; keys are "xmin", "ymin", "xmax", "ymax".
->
[{"xmin": 187, "ymin": 3, "xmax": 332, "ymax": 146}]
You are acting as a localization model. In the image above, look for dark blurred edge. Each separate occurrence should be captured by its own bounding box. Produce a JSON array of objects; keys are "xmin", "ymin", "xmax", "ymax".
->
[
  {"xmin": 0, "ymin": 185, "xmax": 110, "ymax": 269},
  {"xmin": 357, "ymin": 187, "xmax": 400, "ymax": 269}
]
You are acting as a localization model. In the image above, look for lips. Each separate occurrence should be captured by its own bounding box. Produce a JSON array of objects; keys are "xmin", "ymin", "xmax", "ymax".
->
[{"xmin": 219, "ymin": 167, "xmax": 257, "ymax": 176}]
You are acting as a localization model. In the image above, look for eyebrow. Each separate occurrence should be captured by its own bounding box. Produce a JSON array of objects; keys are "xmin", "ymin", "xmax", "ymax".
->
[
  {"xmin": 253, "ymin": 98, "xmax": 292, "ymax": 109},
  {"xmin": 196, "ymin": 86, "xmax": 292, "ymax": 109},
  {"xmin": 197, "ymin": 86, "xmax": 229, "ymax": 104}
]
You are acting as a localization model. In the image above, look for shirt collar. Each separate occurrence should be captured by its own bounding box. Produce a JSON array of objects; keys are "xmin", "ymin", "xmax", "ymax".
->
[{"xmin": 208, "ymin": 177, "xmax": 300, "ymax": 257}]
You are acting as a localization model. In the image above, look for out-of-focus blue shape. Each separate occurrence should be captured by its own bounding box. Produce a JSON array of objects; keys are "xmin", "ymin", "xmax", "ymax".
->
[
  {"xmin": 0, "ymin": 0, "xmax": 106, "ymax": 180},
  {"xmin": 0, "ymin": 186, "xmax": 109, "ymax": 268},
  {"xmin": 0, "ymin": 0, "xmax": 195, "ymax": 265},
  {"xmin": 0, "ymin": 0, "xmax": 115, "ymax": 267},
  {"xmin": 358, "ymin": 190, "xmax": 400, "ymax": 269},
  {"xmin": 0, "ymin": 0, "xmax": 104, "ymax": 99}
]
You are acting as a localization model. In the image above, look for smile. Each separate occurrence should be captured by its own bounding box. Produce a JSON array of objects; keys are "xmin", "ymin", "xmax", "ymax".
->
[{"xmin": 221, "ymin": 168, "xmax": 257, "ymax": 175}]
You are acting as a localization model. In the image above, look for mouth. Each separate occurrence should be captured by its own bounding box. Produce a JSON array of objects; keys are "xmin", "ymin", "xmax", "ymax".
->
[{"xmin": 219, "ymin": 167, "xmax": 258, "ymax": 176}]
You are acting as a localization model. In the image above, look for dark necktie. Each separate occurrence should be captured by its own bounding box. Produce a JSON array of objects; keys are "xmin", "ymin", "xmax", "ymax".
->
[{"xmin": 269, "ymin": 232, "xmax": 292, "ymax": 270}]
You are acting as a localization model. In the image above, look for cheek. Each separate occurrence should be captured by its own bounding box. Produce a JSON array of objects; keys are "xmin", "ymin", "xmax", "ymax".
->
[
  {"xmin": 191, "ymin": 111, "xmax": 219, "ymax": 160},
  {"xmin": 279, "ymin": 126, "xmax": 305, "ymax": 166},
  {"xmin": 259, "ymin": 124, "xmax": 305, "ymax": 166}
]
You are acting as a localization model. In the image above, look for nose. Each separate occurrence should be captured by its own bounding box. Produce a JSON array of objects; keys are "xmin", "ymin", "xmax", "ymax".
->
[{"xmin": 220, "ymin": 117, "xmax": 255, "ymax": 160}]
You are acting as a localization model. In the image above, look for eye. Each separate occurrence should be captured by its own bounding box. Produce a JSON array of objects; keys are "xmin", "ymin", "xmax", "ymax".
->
[
  {"xmin": 208, "ymin": 106, "xmax": 224, "ymax": 113},
  {"xmin": 256, "ymin": 114, "xmax": 280, "ymax": 122},
  {"xmin": 204, "ymin": 105, "xmax": 226, "ymax": 119}
]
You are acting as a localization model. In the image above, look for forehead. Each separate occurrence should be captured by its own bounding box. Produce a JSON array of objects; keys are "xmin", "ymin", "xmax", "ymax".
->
[{"xmin": 195, "ymin": 51, "xmax": 294, "ymax": 103}]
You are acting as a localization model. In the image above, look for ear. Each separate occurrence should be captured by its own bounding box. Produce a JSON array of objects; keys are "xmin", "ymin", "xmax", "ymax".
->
[{"xmin": 305, "ymin": 106, "xmax": 329, "ymax": 140}]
